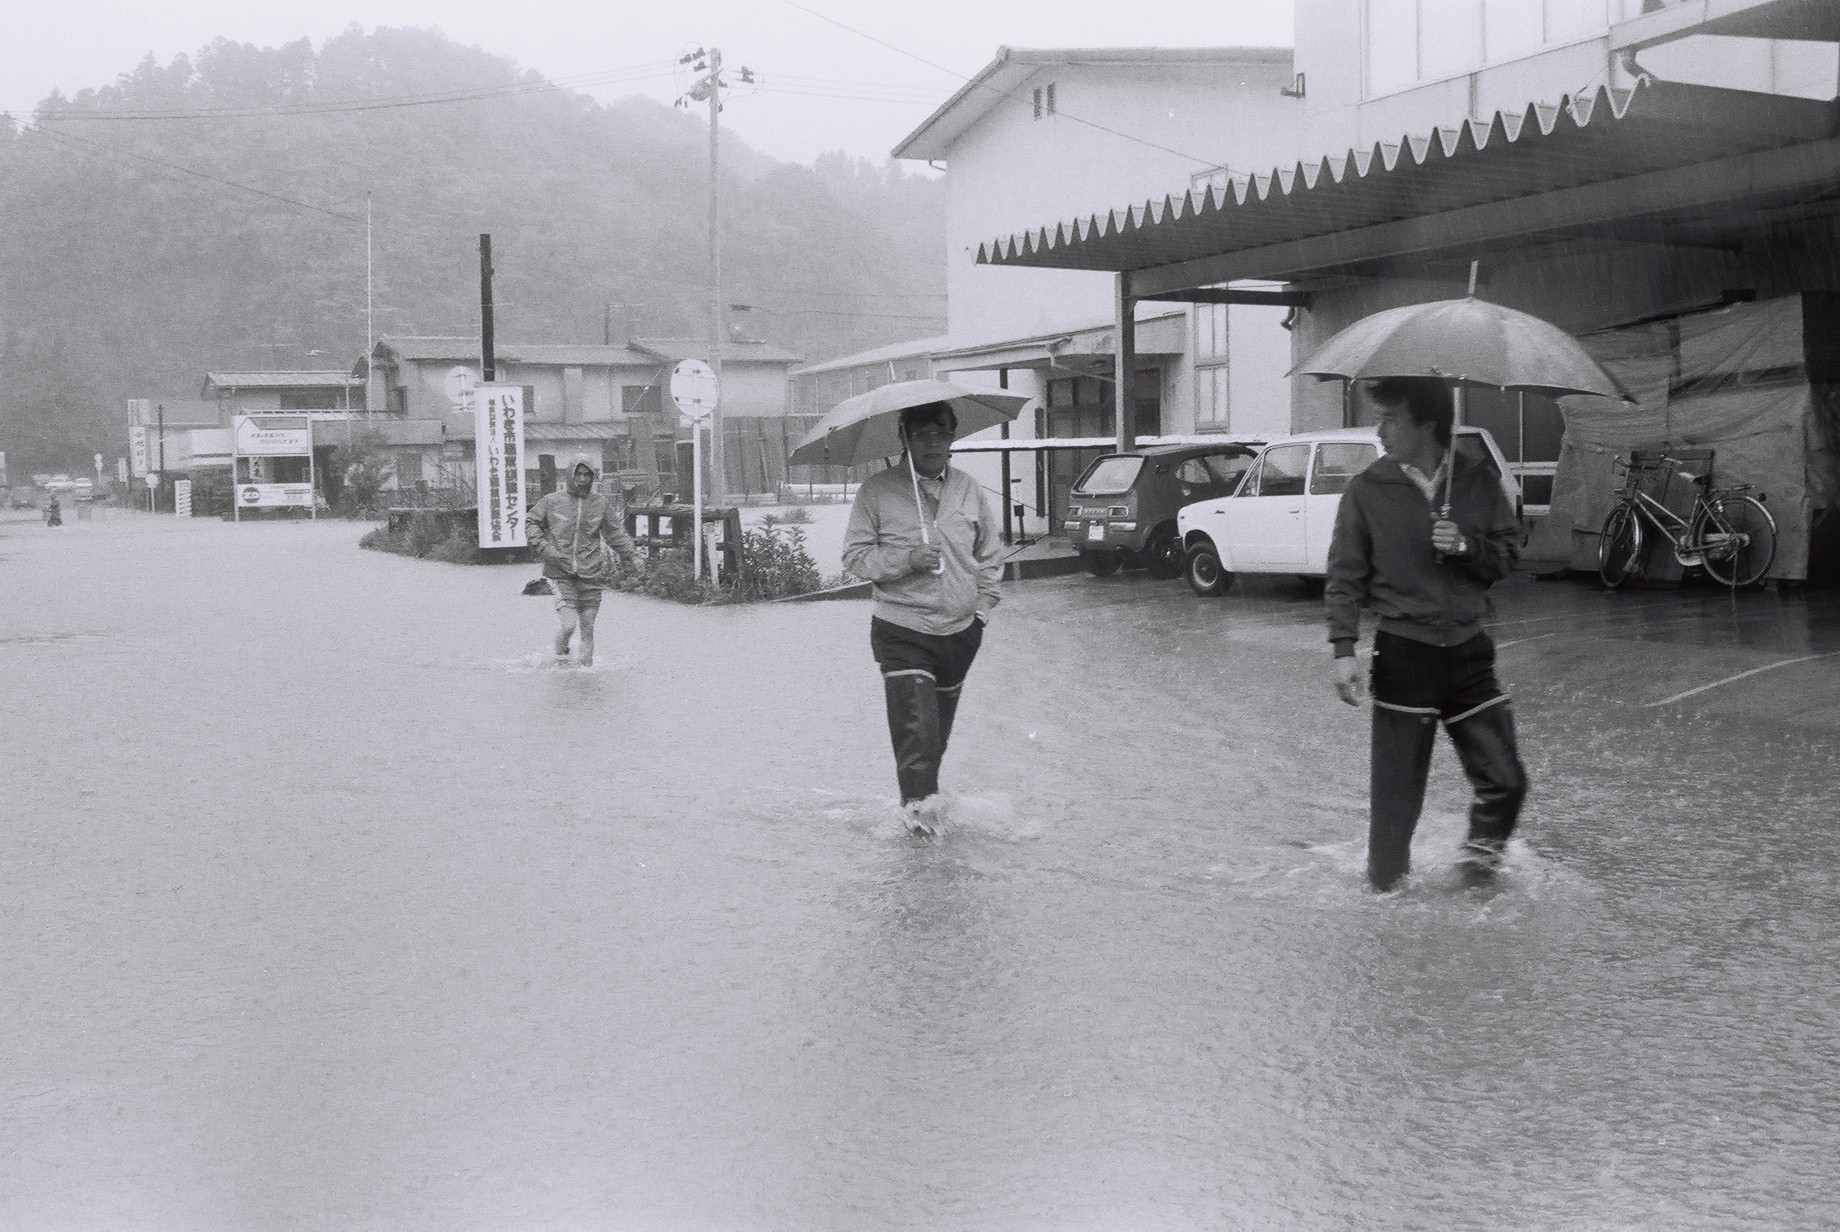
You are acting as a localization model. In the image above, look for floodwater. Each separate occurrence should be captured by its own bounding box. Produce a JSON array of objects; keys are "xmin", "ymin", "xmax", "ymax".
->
[{"xmin": 4, "ymin": 509, "xmax": 1838, "ymax": 1231}]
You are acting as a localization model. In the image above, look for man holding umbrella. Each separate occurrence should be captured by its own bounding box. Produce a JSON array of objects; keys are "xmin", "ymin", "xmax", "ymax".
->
[
  {"xmin": 1325, "ymin": 377, "xmax": 1527, "ymax": 890},
  {"xmin": 841, "ymin": 400, "xmax": 1004, "ymax": 835}
]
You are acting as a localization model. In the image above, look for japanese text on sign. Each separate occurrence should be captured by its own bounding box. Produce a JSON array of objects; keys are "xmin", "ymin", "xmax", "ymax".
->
[{"xmin": 473, "ymin": 384, "xmax": 527, "ymax": 547}]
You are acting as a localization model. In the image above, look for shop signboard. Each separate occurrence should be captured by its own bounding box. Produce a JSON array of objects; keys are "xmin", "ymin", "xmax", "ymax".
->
[
  {"xmin": 473, "ymin": 384, "xmax": 528, "ymax": 547},
  {"xmin": 237, "ymin": 483, "xmax": 314, "ymax": 508},
  {"xmin": 234, "ymin": 416, "xmax": 311, "ymax": 456},
  {"xmin": 130, "ymin": 425, "xmax": 149, "ymax": 476},
  {"xmin": 175, "ymin": 479, "xmax": 193, "ymax": 518}
]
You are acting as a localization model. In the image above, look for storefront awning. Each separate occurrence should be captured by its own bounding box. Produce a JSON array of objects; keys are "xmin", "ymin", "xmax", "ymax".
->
[
  {"xmin": 980, "ymin": 80, "xmax": 1840, "ymax": 295},
  {"xmin": 930, "ymin": 310, "xmax": 1187, "ymax": 373}
]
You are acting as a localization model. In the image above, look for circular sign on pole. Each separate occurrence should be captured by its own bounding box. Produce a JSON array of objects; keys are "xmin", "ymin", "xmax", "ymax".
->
[
  {"xmin": 669, "ymin": 359, "xmax": 720, "ymax": 425},
  {"xmin": 443, "ymin": 365, "xmax": 480, "ymax": 408},
  {"xmin": 145, "ymin": 472, "xmax": 162, "ymax": 489}
]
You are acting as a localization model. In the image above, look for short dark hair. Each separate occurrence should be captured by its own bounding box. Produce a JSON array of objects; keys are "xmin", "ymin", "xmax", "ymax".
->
[
  {"xmin": 899, "ymin": 402, "xmax": 957, "ymax": 436},
  {"xmin": 1368, "ymin": 377, "xmax": 1453, "ymax": 448}
]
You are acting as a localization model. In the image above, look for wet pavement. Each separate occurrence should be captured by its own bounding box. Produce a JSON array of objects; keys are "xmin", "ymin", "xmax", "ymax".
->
[{"xmin": 4, "ymin": 509, "xmax": 1837, "ymax": 1230}]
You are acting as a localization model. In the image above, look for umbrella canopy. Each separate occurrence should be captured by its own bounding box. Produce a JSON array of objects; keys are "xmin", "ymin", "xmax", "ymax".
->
[
  {"xmin": 1289, "ymin": 296, "xmax": 1633, "ymax": 401},
  {"xmin": 788, "ymin": 379, "xmax": 1031, "ymax": 467}
]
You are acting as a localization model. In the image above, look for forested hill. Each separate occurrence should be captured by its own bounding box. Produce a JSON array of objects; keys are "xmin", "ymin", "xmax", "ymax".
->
[{"xmin": 0, "ymin": 26, "xmax": 946, "ymax": 470}]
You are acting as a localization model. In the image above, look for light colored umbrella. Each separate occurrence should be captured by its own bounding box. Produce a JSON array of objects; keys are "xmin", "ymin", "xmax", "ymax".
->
[
  {"xmin": 1291, "ymin": 284, "xmax": 1632, "ymax": 515},
  {"xmin": 787, "ymin": 379, "xmax": 1031, "ymax": 467},
  {"xmin": 1289, "ymin": 295, "xmax": 1632, "ymax": 400},
  {"xmin": 789, "ymin": 378, "xmax": 1030, "ymax": 570}
]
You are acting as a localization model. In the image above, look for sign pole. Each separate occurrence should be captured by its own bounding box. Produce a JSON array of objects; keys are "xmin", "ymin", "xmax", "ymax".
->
[
  {"xmin": 692, "ymin": 423, "xmax": 703, "ymax": 582},
  {"xmin": 307, "ymin": 416, "xmax": 317, "ymax": 520}
]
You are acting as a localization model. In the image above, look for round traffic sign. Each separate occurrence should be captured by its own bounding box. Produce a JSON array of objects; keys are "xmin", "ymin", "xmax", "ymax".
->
[
  {"xmin": 669, "ymin": 359, "xmax": 720, "ymax": 424},
  {"xmin": 444, "ymin": 365, "xmax": 480, "ymax": 407},
  {"xmin": 145, "ymin": 472, "xmax": 162, "ymax": 488}
]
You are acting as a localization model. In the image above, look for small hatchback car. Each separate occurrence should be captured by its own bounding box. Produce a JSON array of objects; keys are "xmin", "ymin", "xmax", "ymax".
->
[
  {"xmin": 1176, "ymin": 426, "xmax": 1521, "ymax": 596},
  {"xmin": 1066, "ymin": 441, "xmax": 1261, "ymax": 578}
]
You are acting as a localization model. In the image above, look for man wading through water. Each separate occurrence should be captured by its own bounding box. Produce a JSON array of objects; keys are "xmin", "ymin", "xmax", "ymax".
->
[
  {"xmin": 526, "ymin": 453, "xmax": 639, "ymax": 667},
  {"xmin": 1325, "ymin": 377, "xmax": 1528, "ymax": 890},
  {"xmin": 843, "ymin": 403, "xmax": 1002, "ymax": 835}
]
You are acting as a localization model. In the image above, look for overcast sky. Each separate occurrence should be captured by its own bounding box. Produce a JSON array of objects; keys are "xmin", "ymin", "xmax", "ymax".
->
[{"xmin": 5, "ymin": 0, "xmax": 1295, "ymax": 166}]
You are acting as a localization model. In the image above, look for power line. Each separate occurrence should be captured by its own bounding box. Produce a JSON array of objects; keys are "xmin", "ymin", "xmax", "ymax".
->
[
  {"xmin": 30, "ymin": 126, "xmax": 363, "ymax": 224},
  {"xmin": 772, "ymin": 0, "xmax": 1226, "ymax": 167},
  {"xmin": 22, "ymin": 60, "xmax": 681, "ymax": 124}
]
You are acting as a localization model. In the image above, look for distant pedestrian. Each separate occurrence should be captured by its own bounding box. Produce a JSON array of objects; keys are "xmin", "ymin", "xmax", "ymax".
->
[
  {"xmin": 526, "ymin": 454, "xmax": 639, "ymax": 666},
  {"xmin": 842, "ymin": 402, "xmax": 1002, "ymax": 834},
  {"xmin": 1325, "ymin": 377, "xmax": 1527, "ymax": 890},
  {"xmin": 44, "ymin": 494, "xmax": 61, "ymax": 527}
]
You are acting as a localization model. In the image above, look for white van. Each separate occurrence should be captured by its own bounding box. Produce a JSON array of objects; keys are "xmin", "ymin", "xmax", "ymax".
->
[{"xmin": 1175, "ymin": 426, "xmax": 1521, "ymax": 596}]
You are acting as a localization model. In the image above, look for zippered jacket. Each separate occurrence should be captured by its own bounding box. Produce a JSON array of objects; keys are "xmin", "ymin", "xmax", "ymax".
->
[
  {"xmin": 1325, "ymin": 453, "xmax": 1519, "ymax": 654},
  {"xmin": 842, "ymin": 463, "xmax": 1002, "ymax": 636},
  {"xmin": 527, "ymin": 489, "xmax": 639, "ymax": 582}
]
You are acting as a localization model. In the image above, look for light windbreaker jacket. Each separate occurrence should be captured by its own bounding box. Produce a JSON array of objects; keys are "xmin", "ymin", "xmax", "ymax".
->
[
  {"xmin": 526, "ymin": 489, "xmax": 639, "ymax": 582},
  {"xmin": 842, "ymin": 463, "xmax": 1002, "ymax": 636}
]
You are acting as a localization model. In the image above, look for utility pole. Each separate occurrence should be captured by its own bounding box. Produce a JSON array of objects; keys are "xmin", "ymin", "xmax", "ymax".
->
[
  {"xmin": 679, "ymin": 47, "xmax": 754, "ymax": 503},
  {"xmin": 479, "ymin": 234, "xmax": 496, "ymax": 382}
]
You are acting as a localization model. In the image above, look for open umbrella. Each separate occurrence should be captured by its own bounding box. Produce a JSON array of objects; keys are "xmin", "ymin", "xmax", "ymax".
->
[
  {"xmin": 789, "ymin": 379, "xmax": 1031, "ymax": 568},
  {"xmin": 1290, "ymin": 277, "xmax": 1631, "ymax": 514},
  {"xmin": 788, "ymin": 379, "xmax": 1031, "ymax": 467}
]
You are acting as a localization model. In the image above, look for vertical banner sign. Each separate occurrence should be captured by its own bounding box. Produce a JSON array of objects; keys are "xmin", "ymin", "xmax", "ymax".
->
[
  {"xmin": 130, "ymin": 425, "xmax": 149, "ymax": 476},
  {"xmin": 473, "ymin": 384, "xmax": 527, "ymax": 546},
  {"xmin": 174, "ymin": 479, "xmax": 193, "ymax": 518},
  {"xmin": 117, "ymin": 457, "xmax": 129, "ymax": 484}
]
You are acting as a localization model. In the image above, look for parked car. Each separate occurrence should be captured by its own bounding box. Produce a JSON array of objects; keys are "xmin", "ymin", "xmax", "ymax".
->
[
  {"xmin": 1177, "ymin": 426, "xmax": 1521, "ymax": 597},
  {"xmin": 1064, "ymin": 441, "xmax": 1262, "ymax": 578}
]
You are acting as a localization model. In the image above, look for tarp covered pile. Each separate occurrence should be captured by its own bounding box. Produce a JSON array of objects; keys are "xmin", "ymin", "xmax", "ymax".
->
[{"xmin": 1527, "ymin": 296, "xmax": 1840, "ymax": 580}]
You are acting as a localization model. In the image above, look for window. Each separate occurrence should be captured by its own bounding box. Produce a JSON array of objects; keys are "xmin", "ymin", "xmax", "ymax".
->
[
  {"xmin": 395, "ymin": 450, "xmax": 424, "ymax": 483},
  {"xmin": 1195, "ymin": 303, "xmax": 1228, "ymax": 361},
  {"xmin": 621, "ymin": 384, "xmax": 662, "ymax": 416},
  {"xmin": 280, "ymin": 389, "xmax": 340, "ymax": 410},
  {"xmin": 1196, "ymin": 367, "xmax": 1229, "ymax": 429},
  {"xmin": 1250, "ymin": 444, "xmax": 1310, "ymax": 497},
  {"xmin": 1204, "ymin": 452, "xmax": 1254, "ymax": 487},
  {"xmin": 1310, "ymin": 443, "xmax": 1378, "ymax": 495},
  {"xmin": 1176, "ymin": 459, "xmax": 1211, "ymax": 485},
  {"xmin": 602, "ymin": 436, "xmax": 634, "ymax": 474}
]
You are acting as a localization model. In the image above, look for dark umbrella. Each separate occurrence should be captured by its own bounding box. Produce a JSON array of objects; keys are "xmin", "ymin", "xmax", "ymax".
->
[
  {"xmin": 1290, "ymin": 279, "xmax": 1631, "ymax": 513},
  {"xmin": 789, "ymin": 379, "xmax": 1030, "ymax": 565}
]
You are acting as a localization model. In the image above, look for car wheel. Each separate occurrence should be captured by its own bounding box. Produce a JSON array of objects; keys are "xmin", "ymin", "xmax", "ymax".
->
[
  {"xmin": 1144, "ymin": 525, "xmax": 1184, "ymax": 579},
  {"xmin": 1185, "ymin": 541, "xmax": 1233, "ymax": 597},
  {"xmin": 1081, "ymin": 549, "xmax": 1122, "ymax": 577}
]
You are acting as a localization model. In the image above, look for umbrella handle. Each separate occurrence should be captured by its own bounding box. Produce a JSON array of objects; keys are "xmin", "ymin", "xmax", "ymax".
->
[{"xmin": 906, "ymin": 436, "xmax": 946, "ymax": 575}]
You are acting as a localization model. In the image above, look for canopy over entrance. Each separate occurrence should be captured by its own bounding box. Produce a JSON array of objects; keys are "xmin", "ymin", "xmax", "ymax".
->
[{"xmin": 979, "ymin": 79, "xmax": 1840, "ymax": 296}]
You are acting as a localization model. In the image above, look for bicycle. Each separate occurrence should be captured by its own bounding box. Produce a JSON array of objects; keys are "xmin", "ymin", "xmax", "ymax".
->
[{"xmin": 1598, "ymin": 455, "xmax": 1778, "ymax": 589}]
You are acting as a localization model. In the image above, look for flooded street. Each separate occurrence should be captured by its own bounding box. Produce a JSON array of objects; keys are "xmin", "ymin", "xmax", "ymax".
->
[{"xmin": 5, "ymin": 509, "xmax": 1838, "ymax": 1230}]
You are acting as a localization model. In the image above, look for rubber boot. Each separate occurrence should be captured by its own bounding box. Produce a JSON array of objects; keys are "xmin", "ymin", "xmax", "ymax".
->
[
  {"xmin": 882, "ymin": 672, "xmax": 942, "ymax": 807},
  {"xmin": 1445, "ymin": 701, "xmax": 1527, "ymax": 881},
  {"xmin": 936, "ymin": 684, "xmax": 963, "ymax": 762},
  {"xmin": 1369, "ymin": 705, "xmax": 1438, "ymax": 891}
]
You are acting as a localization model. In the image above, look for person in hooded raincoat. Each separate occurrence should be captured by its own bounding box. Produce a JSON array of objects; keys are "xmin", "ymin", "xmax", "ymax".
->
[
  {"xmin": 525, "ymin": 453, "xmax": 640, "ymax": 665},
  {"xmin": 841, "ymin": 402, "xmax": 1003, "ymax": 835},
  {"xmin": 44, "ymin": 494, "xmax": 62, "ymax": 527}
]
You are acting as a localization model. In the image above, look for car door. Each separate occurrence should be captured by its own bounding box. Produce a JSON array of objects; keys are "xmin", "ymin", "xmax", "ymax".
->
[
  {"xmin": 1303, "ymin": 441, "xmax": 1379, "ymax": 573},
  {"xmin": 1225, "ymin": 442, "xmax": 1310, "ymax": 570}
]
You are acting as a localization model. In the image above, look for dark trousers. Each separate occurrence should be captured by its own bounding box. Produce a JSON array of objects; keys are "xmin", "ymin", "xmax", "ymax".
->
[
  {"xmin": 871, "ymin": 616, "xmax": 984, "ymax": 804},
  {"xmin": 1368, "ymin": 630, "xmax": 1527, "ymax": 890}
]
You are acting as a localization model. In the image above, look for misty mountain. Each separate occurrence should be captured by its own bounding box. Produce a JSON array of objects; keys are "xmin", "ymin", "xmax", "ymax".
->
[{"xmin": 0, "ymin": 25, "xmax": 946, "ymax": 470}]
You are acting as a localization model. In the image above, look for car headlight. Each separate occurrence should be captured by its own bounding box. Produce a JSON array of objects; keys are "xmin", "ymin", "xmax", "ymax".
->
[{"xmin": 1111, "ymin": 521, "xmax": 1137, "ymax": 532}]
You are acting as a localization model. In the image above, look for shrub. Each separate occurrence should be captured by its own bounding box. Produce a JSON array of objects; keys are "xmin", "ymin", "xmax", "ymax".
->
[
  {"xmin": 776, "ymin": 503, "xmax": 813, "ymax": 525},
  {"xmin": 732, "ymin": 525, "xmax": 822, "ymax": 601}
]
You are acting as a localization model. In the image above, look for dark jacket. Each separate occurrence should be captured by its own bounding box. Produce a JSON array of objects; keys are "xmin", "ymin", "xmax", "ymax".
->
[
  {"xmin": 526, "ymin": 489, "xmax": 638, "ymax": 582},
  {"xmin": 1325, "ymin": 452, "xmax": 1519, "ymax": 654}
]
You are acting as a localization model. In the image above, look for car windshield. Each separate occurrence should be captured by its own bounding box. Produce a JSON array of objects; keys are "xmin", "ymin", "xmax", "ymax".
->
[{"xmin": 1073, "ymin": 455, "xmax": 1144, "ymax": 495}]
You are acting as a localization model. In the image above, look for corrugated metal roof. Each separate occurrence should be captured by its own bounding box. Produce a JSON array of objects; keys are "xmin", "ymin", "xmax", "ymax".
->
[
  {"xmin": 790, "ymin": 334, "xmax": 955, "ymax": 377},
  {"xmin": 376, "ymin": 338, "xmax": 658, "ymax": 366},
  {"xmin": 203, "ymin": 370, "xmax": 361, "ymax": 388},
  {"xmin": 631, "ymin": 338, "xmax": 803, "ymax": 365},
  {"xmin": 980, "ymin": 80, "xmax": 1840, "ymax": 282}
]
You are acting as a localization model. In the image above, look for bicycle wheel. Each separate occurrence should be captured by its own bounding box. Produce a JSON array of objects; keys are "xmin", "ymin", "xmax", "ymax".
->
[
  {"xmin": 1696, "ymin": 494, "xmax": 1777, "ymax": 586},
  {"xmin": 1598, "ymin": 503, "xmax": 1643, "ymax": 588}
]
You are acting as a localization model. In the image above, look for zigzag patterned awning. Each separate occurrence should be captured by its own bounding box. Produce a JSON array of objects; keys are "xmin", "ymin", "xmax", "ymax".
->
[{"xmin": 979, "ymin": 79, "xmax": 1840, "ymax": 287}]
